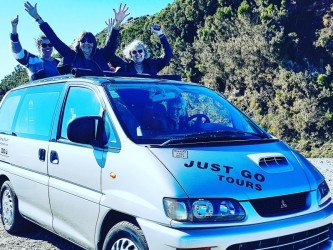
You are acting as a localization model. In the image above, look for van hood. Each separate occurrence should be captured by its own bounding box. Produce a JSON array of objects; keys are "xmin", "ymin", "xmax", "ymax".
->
[{"xmin": 149, "ymin": 140, "xmax": 322, "ymax": 200}]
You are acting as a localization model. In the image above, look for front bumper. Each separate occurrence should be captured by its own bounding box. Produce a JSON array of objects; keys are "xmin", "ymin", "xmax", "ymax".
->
[{"xmin": 138, "ymin": 202, "xmax": 333, "ymax": 249}]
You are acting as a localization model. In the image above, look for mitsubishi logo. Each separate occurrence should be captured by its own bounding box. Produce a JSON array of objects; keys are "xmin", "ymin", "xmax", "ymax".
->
[{"xmin": 281, "ymin": 199, "xmax": 288, "ymax": 209}]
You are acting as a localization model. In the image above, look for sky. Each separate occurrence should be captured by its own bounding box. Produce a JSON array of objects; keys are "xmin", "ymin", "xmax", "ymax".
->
[{"xmin": 0, "ymin": 0, "xmax": 174, "ymax": 80}]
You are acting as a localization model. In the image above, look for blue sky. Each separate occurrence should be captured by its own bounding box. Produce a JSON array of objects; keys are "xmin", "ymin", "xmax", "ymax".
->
[{"xmin": 1, "ymin": 0, "xmax": 174, "ymax": 80}]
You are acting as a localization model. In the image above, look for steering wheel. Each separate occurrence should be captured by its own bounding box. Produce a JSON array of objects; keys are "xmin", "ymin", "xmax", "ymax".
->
[{"xmin": 187, "ymin": 114, "xmax": 210, "ymax": 126}]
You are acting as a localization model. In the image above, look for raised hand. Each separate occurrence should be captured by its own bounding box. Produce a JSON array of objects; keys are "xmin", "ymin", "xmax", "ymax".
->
[
  {"xmin": 113, "ymin": 3, "xmax": 130, "ymax": 26},
  {"xmin": 24, "ymin": 1, "xmax": 39, "ymax": 20},
  {"xmin": 11, "ymin": 15, "xmax": 19, "ymax": 34},
  {"xmin": 105, "ymin": 18, "xmax": 115, "ymax": 36},
  {"xmin": 150, "ymin": 24, "xmax": 163, "ymax": 36},
  {"xmin": 11, "ymin": 15, "xmax": 19, "ymax": 27}
]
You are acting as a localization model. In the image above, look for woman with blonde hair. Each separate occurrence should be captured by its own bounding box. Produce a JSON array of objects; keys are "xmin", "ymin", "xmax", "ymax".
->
[{"xmin": 106, "ymin": 18, "xmax": 173, "ymax": 75}]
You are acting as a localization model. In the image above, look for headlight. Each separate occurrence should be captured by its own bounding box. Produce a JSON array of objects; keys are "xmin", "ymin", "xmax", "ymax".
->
[
  {"xmin": 163, "ymin": 198, "xmax": 245, "ymax": 222},
  {"xmin": 317, "ymin": 180, "xmax": 330, "ymax": 206}
]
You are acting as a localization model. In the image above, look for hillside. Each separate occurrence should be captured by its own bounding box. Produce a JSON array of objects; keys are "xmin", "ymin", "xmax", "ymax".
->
[{"xmin": 2, "ymin": 0, "xmax": 333, "ymax": 157}]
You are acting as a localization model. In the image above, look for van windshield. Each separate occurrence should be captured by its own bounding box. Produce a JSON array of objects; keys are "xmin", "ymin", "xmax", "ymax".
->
[{"xmin": 106, "ymin": 81, "xmax": 271, "ymax": 145}]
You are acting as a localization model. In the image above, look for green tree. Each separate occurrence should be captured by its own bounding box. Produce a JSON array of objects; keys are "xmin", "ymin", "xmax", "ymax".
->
[{"xmin": 0, "ymin": 65, "xmax": 28, "ymax": 99}]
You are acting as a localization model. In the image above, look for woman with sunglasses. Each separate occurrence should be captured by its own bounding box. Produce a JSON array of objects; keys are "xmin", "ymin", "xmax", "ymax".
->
[
  {"xmin": 106, "ymin": 18, "xmax": 173, "ymax": 75},
  {"xmin": 24, "ymin": 1, "xmax": 128, "ymax": 75},
  {"xmin": 10, "ymin": 15, "xmax": 60, "ymax": 80}
]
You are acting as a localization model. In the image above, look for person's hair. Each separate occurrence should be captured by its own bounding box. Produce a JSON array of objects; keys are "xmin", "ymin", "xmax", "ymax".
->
[
  {"xmin": 35, "ymin": 35, "xmax": 49, "ymax": 48},
  {"xmin": 73, "ymin": 31, "xmax": 97, "ymax": 55},
  {"xmin": 123, "ymin": 39, "xmax": 151, "ymax": 60}
]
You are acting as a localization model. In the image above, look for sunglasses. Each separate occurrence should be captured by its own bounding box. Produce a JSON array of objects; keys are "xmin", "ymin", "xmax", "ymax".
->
[
  {"xmin": 80, "ymin": 38, "xmax": 94, "ymax": 44},
  {"xmin": 131, "ymin": 49, "xmax": 144, "ymax": 55},
  {"xmin": 41, "ymin": 43, "xmax": 53, "ymax": 48}
]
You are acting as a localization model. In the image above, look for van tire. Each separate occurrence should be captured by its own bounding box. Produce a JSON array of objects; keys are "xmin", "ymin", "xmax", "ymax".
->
[
  {"xmin": 102, "ymin": 221, "xmax": 149, "ymax": 250},
  {"xmin": 0, "ymin": 181, "xmax": 26, "ymax": 233}
]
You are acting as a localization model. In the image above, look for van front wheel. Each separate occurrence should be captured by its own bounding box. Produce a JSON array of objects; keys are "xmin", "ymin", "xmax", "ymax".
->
[
  {"xmin": 102, "ymin": 221, "xmax": 149, "ymax": 250},
  {"xmin": 0, "ymin": 181, "xmax": 26, "ymax": 233}
]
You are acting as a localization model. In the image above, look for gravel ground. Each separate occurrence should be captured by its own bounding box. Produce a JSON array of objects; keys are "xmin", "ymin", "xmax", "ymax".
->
[
  {"xmin": 0, "ymin": 158, "xmax": 332, "ymax": 250},
  {"xmin": 0, "ymin": 224, "xmax": 83, "ymax": 250}
]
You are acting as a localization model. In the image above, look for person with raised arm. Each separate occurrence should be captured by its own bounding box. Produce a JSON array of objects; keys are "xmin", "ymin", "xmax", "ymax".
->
[
  {"xmin": 10, "ymin": 15, "xmax": 60, "ymax": 80},
  {"xmin": 105, "ymin": 12, "xmax": 173, "ymax": 75}
]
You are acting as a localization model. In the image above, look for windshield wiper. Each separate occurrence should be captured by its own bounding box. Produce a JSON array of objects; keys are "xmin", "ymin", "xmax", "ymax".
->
[
  {"xmin": 0, "ymin": 132, "xmax": 16, "ymax": 136},
  {"xmin": 184, "ymin": 130, "xmax": 268, "ymax": 139},
  {"xmin": 232, "ymin": 130, "xmax": 268, "ymax": 138},
  {"xmin": 160, "ymin": 137, "xmax": 202, "ymax": 146},
  {"xmin": 159, "ymin": 130, "xmax": 268, "ymax": 146}
]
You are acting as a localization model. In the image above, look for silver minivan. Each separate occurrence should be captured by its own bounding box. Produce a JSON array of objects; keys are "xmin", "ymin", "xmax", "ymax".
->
[{"xmin": 0, "ymin": 74, "xmax": 332, "ymax": 250}]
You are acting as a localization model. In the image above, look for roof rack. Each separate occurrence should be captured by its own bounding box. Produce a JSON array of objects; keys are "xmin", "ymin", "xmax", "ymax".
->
[{"xmin": 71, "ymin": 68, "xmax": 182, "ymax": 81}]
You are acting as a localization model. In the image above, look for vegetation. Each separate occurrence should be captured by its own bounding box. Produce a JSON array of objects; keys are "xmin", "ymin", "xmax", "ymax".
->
[
  {"xmin": 0, "ymin": 65, "xmax": 28, "ymax": 100},
  {"xmin": 2, "ymin": 0, "xmax": 333, "ymax": 157}
]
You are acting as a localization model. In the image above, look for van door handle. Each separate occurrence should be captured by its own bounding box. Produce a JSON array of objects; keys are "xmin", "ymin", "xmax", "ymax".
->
[
  {"xmin": 38, "ymin": 148, "xmax": 46, "ymax": 161},
  {"xmin": 50, "ymin": 151, "xmax": 59, "ymax": 164}
]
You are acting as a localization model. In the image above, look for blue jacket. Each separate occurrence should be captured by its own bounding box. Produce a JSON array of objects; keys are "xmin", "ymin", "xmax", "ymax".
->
[
  {"xmin": 39, "ymin": 22, "xmax": 116, "ymax": 75},
  {"xmin": 10, "ymin": 33, "xmax": 60, "ymax": 80},
  {"xmin": 108, "ymin": 29, "xmax": 173, "ymax": 75}
]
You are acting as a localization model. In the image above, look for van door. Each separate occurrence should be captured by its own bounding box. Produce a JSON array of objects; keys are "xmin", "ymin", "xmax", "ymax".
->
[
  {"xmin": 0, "ymin": 84, "xmax": 63, "ymax": 231},
  {"xmin": 48, "ymin": 85, "xmax": 104, "ymax": 248}
]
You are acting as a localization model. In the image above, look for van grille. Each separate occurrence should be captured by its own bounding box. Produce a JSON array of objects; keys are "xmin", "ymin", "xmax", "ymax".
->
[
  {"xmin": 226, "ymin": 224, "xmax": 331, "ymax": 250},
  {"xmin": 250, "ymin": 192, "xmax": 307, "ymax": 217}
]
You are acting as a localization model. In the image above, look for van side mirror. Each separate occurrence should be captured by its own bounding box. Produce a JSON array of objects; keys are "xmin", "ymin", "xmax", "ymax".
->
[{"xmin": 67, "ymin": 116, "xmax": 108, "ymax": 147}]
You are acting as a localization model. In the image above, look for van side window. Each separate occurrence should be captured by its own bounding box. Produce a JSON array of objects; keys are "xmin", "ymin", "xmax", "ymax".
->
[
  {"xmin": 60, "ymin": 87, "xmax": 102, "ymax": 140},
  {"xmin": 0, "ymin": 93, "xmax": 22, "ymax": 133},
  {"xmin": 12, "ymin": 85, "xmax": 62, "ymax": 139}
]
